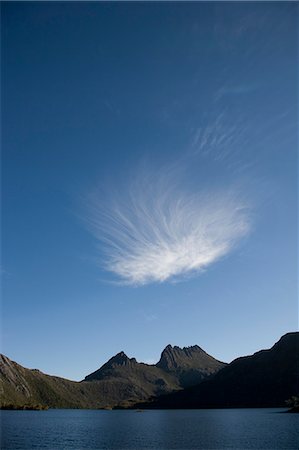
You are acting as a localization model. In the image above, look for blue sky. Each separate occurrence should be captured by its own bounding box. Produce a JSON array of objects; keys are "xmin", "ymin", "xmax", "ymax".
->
[{"xmin": 2, "ymin": 2, "xmax": 298, "ymax": 380}]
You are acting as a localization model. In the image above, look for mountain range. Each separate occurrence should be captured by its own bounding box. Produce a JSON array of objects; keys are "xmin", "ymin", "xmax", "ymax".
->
[
  {"xmin": 1, "ymin": 332, "xmax": 298, "ymax": 409},
  {"xmin": 0, "ymin": 344, "xmax": 224, "ymax": 409}
]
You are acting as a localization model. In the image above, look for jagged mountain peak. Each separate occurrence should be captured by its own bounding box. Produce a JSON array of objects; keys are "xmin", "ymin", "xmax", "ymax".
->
[
  {"xmin": 162, "ymin": 344, "xmax": 203, "ymax": 354},
  {"xmin": 101, "ymin": 350, "xmax": 138, "ymax": 367},
  {"xmin": 109, "ymin": 351, "xmax": 131, "ymax": 363},
  {"xmin": 157, "ymin": 344, "xmax": 208, "ymax": 370},
  {"xmin": 156, "ymin": 343, "xmax": 226, "ymax": 386},
  {"xmin": 84, "ymin": 351, "xmax": 137, "ymax": 381}
]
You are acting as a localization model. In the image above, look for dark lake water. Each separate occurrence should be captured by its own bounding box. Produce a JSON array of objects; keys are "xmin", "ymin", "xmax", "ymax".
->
[{"xmin": 1, "ymin": 408, "xmax": 298, "ymax": 449}]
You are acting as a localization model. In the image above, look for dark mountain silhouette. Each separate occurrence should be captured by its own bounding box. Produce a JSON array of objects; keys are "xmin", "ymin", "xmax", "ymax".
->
[
  {"xmin": 136, "ymin": 332, "xmax": 299, "ymax": 409},
  {"xmin": 0, "ymin": 344, "xmax": 225, "ymax": 409}
]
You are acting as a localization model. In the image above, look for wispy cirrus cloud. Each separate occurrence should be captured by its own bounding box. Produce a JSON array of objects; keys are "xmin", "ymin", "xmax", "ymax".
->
[
  {"xmin": 85, "ymin": 167, "xmax": 251, "ymax": 286},
  {"xmin": 191, "ymin": 111, "xmax": 250, "ymax": 166},
  {"xmin": 213, "ymin": 84, "xmax": 260, "ymax": 102}
]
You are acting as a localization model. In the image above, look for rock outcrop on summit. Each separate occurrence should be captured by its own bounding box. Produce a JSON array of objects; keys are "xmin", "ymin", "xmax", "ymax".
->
[{"xmin": 156, "ymin": 344, "xmax": 225, "ymax": 387}]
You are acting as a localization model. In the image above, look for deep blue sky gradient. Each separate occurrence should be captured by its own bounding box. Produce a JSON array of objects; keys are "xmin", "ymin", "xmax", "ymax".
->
[{"xmin": 2, "ymin": 2, "xmax": 298, "ymax": 380}]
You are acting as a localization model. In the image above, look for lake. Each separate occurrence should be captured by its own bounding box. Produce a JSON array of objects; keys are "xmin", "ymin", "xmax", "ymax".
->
[{"xmin": 1, "ymin": 408, "xmax": 298, "ymax": 449}]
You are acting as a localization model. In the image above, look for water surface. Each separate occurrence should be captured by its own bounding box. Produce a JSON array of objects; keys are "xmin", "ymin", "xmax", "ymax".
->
[{"xmin": 1, "ymin": 408, "xmax": 298, "ymax": 449}]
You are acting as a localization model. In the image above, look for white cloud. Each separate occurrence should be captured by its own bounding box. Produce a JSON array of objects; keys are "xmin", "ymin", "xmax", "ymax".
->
[
  {"xmin": 192, "ymin": 111, "xmax": 248, "ymax": 164},
  {"xmin": 86, "ymin": 167, "xmax": 251, "ymax": 286}
]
